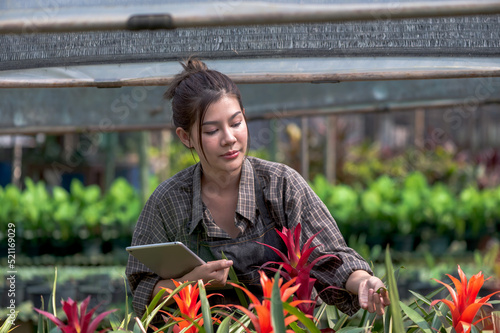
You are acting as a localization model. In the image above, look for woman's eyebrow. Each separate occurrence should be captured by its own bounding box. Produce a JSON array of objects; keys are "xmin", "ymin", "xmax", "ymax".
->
[{"xmin": 202, "ymin": 111, "xmax": 242, "ymax": 126}]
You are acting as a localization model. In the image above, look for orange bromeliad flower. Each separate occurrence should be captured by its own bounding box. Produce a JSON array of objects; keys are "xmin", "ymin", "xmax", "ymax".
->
[
  {"xmin": 430, "ymin": 265, "xmax": 500, "ymax": 333},
  {"xmin": 229, "ymin": 271, "xmax": 311, "ymax": 333},
  {"xmin": 161, "ymin": 280, "xmax": 220, "ymax": 333}
]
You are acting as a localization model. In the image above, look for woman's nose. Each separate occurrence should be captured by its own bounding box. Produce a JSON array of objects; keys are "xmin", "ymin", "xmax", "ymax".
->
[{"xmin": 221, "ymin": 128, "xmax": 237, "ymax": 146}]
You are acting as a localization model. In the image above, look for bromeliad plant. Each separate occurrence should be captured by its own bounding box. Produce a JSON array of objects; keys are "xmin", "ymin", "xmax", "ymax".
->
[
  {"xmin": 430, "ymin": 265, "xmax": 500, "ymax": 333},
  {"xmin": 34, "ymin": 297, "xmax": 116, "ymax": 333},
  {"xmin": 228, "ymin": 270, "xmax": 312, "ymax": 333},
  {"xmin": 30, "ymin": 249, "xmax": 500, "ymax": 333},
  {"xmin": 159, "ymin": 279, "xmax": 222, "ymax": 333},
  {"xmin": 153, "ymin": 270, "xmax": 322, "ymax": 333},
  {"xmin": 388, "ymin": 258, "xmax": 500, "ymax": 333},
  {"xmin": 257, "ymin": 223, "xmax": 340, "ymax": 316}
]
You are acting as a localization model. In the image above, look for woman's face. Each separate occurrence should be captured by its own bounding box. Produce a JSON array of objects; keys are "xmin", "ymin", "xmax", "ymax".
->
[{"xmin": 191, "ymin": 95, "xmax": 248, "ymax": 177}]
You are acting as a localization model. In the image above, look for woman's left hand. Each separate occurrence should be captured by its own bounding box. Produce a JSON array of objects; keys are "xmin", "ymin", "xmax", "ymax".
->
[
  {"xmin": 346, "ymin": 270, "xmax": 390, "ymax": 315},
  {"xmin": 357, "ymin": 276, "xmax": 391, "ymax": 315}
]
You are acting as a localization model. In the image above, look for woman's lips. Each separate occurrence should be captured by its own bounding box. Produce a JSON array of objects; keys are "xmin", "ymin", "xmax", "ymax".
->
[{"xmin": 222, "ymin": 150, "xmax": 239, "ymax": 159}]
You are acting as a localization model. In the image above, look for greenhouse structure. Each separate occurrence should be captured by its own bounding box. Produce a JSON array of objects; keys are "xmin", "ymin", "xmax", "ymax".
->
[{"xmin": 1, "ymin": 0, "xmax": 500, "ymax": 332}]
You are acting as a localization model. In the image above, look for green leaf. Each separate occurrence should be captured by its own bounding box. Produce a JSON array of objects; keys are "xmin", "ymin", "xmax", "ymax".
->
[
  {"xmin": 83, "ymin": 185, "xmax": 101, "ymax": 204},
  {"xmin": 1, "ymin": 312, "xmax": 17, "ymax": 333},
  {"xmin": 51, "ymin": 268, "xmax": 57, "ymax": 317},
  {"xmin": 221, "ymin": 251, "xmax": 248, "ymax": 308},
  {"xmin": 431, "ymin": 302, "xmax": 450, "ymax": 331},
  {"xmin": 141, "ymin": 289, "xmax": 166, "ymax": 322},
  {"xmin": 408, "ymin": 291, "xmax": 432, "ymax": 308},
  {"xmin": 228, "ymin": 314, "xmax": 252, "ymax": 333},
  {"xmin": 385, "ymin": 246, "xmax": 405, "ymax": 333},
  {"xmin": 358, "ymin": 310, "xmax": 376, "ymax": 329},
  {"xmin": 198, "ymin": 280, "xmax": 213, "ymax": 333},
  {"xmin": 408, "ymin": 285, "xmax": 446, "ymax": 309},
  {"xmin": 37, "ymin": 296, "xmax": 46, "ymax": 333},
  {"xmin": 216, "ymin": 315, "xmax": 232, "ymax": 333},
  {"xmin": 469, "ymin": 324, "xmax": 481, "ymax": 333},
  {"xmin": 179, "ymin": 320, "xmax": 204, "ymax": 333},
  {"xmin": 108, "ymin": 312, "xmax": 121, "ymax": 331},
  {"xmin": 122, "ymin": 275, "xmax": 131, "ymax": 330},
  {"xmin": 141, "ymin": 281, "xmax": 195, "ymax": 330},
  {"xmin": 70, "ymin": 179, "xmax": 86, "ymax": 201},
  {"xmin": 399, "ymin": 301, "xmax": 432, "ymax": 333},
  {"xmin": 289, "ymin": 322, "xmax": 307, "ymax": 333},
  {"xmin": 271, "ymin": 270, "xmax": 286, "ymax": 333},
  {"xmin": 325, "ymin": 304, "xmax": 341, "ymax": 328},
  {"xmin": 333, "ymin": 313, "xmax": 349, "ymax": 331},
  {"xmin": 52, "ymin": 186, "xmax": 69, "ymax": 203},
  {"xmin": 282, "ymin": 303, "xmax": 321, "ymax": 333},
  {"xmin": 335, "ymin": 328, "xmax": 367, "ymax": 333},
  {"xmin": 384, "ymin": 306, "xmax": 391, "ymax": 333}
]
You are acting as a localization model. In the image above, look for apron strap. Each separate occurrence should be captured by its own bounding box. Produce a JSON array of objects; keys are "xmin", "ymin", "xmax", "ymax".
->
[{"xmin": 252, "ymin": 163, "xmax": 277, "ymax": 228}]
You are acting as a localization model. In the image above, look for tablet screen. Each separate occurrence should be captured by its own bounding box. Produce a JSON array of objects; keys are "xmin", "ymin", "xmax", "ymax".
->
[{"xmin": 127, "ymin": 241, "xmax": 206, "ymax": 279}]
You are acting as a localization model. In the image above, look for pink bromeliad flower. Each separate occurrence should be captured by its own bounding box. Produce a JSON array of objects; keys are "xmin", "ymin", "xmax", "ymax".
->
[
  {"xmin": 34, "ymin": 296, "xmax": 116, "ymax": 333},
  {"xmin": 258, "ymin": 223, "xmax": 340, "ymax": 316}
]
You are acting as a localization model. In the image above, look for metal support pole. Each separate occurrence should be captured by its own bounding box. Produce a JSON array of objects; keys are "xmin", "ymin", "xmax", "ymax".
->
[
  {"xmin": 414, "ymin": 108, "xmax": 425, "ymax": 149},
  {"xmin": 104, "ymin": 132, "xmax": 118, "ymax": 191},
  {"xmin": 269, "ymin": 118, "xmax": 278, "ymax": 162},
  {"xmin": 325, "ymin": 115, "xmax": 337, "ymax": 184},
  {"xmin": 2, "ymin": 1, "xmax": 500, "ymax": 34},
  {"xmin": 11, "ymin": 136, "xmax": 22, "ymax": 188},
  {"xmin": 160, "ymin": 130, "xmax": 171, "ymax": 182},
  {"xmin": 138, "ymin": 131, "xmax": 150, "ymax": 205}
]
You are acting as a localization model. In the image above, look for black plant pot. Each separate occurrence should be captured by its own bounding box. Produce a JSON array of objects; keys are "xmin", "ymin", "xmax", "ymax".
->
[
  {"xmin": 26, "ymin": 285, "xmax": 52, "ymax": 309},
  {"xmin": 392, "ymin": 234, "xmax": 416, "ymax": 253}
]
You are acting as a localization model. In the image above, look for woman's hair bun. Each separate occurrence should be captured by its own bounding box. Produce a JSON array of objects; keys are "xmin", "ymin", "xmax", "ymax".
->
[
  {"xmin": 164, "ymin": 57, "xmax": 207, "ymax": 100},
  {"xmin": 183, "ymin": 57, "xmax": 208, "ymax": 73}
]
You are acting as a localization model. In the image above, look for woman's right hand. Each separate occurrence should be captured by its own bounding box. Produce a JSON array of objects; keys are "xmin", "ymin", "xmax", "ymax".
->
[
  {"xmin": 153, "ymin": 259, "xmax": 233, "ymax": 304},
  {"xmin": 183, "ymin": 259, "xmax": 233, "ymax": 288}
]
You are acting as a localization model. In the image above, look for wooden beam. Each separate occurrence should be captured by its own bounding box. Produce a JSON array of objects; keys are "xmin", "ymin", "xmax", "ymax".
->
[{"xmin": 2, "ymin": 69, "xmax": 500, "ymax": 88}]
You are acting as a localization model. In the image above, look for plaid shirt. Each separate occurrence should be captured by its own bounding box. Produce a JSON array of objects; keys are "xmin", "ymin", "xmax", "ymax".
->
[{"xmin": 126, "ymin": 156, "xmax": 372, "ymax": 317}]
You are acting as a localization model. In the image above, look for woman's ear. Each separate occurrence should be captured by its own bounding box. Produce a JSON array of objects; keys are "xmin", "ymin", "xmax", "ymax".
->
[{"xmin": 176, "ymin": 127, "xmax": 192, "ymax": 148}]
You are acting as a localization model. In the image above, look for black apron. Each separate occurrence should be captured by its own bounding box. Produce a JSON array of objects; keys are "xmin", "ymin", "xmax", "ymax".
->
[{"xmin": 186, "ymin": 167, "xmax": 287, "ymax": 305}]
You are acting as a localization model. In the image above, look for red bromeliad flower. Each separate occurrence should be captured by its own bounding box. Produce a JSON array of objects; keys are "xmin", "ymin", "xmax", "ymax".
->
[
  {"xmin": 34, "ymin": 296, "xmax": 116, "ymax": 333},
  {"xmin": 258, "ymin": 223, "xmax": 340, "ymax": 315},
  {"xmin": 229, "ymin": 270, "xmax": 311, "ymax": 333},
  {"xmin": 161, "ymin": 280, "xmax": 221, "ymax": 333},
  {"xmin": 430, "ymin": 265, "xmax": 500, "ymax": 333}
]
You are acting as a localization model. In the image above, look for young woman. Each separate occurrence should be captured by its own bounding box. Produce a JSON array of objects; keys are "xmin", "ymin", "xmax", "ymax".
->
[{"xmin": 126, "ymin": 58, "xmax": 390, "ymax": 319}]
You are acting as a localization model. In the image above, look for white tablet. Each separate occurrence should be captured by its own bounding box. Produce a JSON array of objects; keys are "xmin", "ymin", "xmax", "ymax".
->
[{"xmin": 126, "ymin": 241, "xmax": 206, "ymax": 279}]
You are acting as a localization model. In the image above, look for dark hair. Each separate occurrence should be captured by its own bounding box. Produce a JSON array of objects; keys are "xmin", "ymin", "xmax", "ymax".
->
[{"xmin": 164, "ymin": 57, "xmax": 247, "ymax": 162}]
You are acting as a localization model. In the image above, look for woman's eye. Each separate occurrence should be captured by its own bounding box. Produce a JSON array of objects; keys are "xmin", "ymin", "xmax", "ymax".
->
[
  {"xmin": 205, "ymin": 129, "xmax": 218, "ymax": 135},
  {"xmin": 232, "ymin": 122, "xmax": 242, "ymax": 128}
]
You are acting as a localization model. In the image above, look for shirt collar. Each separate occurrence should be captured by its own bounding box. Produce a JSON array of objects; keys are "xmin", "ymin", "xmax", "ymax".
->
[{"xmin": 188, "ymin": 158, "xmax": 257, "ymax": 235}]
